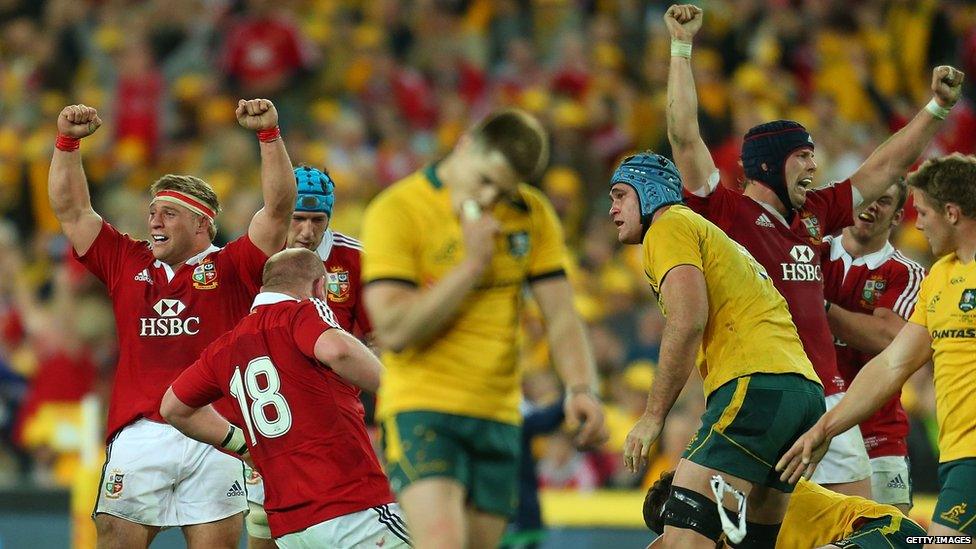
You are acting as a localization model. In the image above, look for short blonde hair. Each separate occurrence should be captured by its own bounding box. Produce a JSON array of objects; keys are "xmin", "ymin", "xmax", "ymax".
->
[
  {"xmin": 149, "ymin": 174, "xmax": 221, "ymax": 240},
  {"xmin": 907, "ymin": 154, "xmax": 976, "ymax": 218}
]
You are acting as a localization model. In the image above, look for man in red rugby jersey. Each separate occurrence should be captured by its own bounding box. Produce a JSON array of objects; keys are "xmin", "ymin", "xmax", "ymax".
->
[
  {"xmin": 162, "ymin": 248, "xmax": 409, "ymax": 549},
  {"xmin": 243, "ymin": 165, "xmax": 374, "ymax": 548},
  {"xmin": 664, "ymin": 3, "xmax": 962, "ymax": 497},
  {"xmin": 49, "ymin": 99, "xmax": 295, "ymax": 548},
  {"xmin": 822, "ymin": 179, "xmax": 926, "ymax": 512}
]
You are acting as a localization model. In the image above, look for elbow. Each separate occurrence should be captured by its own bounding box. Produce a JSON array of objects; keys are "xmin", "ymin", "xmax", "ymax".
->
[
  {"xmin": 159, "ymin": 389, "xmax": 179, "ymax": 424},
  {"xmin": 319, "ymin": 336, "xmax": 354, "ymax": 365}
]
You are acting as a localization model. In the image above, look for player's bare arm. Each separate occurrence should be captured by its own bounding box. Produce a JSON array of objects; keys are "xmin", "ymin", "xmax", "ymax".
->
[
  {"xmin": 239, "ymin": 98, "xmax": 297, "ymax": 256},
  {"xmin": 313, "ymin": 328, "xmax": 384, "ymax": 393},
  {"xmin": 49, "ymin": 104, "xmax": 104, "ymax": 255},
  {"xmin": 664, "ymin": 4, "xmax": 717, "ymax": 194},
  {"xmin": 365, "ymin": 212, "xmax": 499, "ymax": 352},
  {"xmin": 825, "ymin": 305, "xmax": 906, "ymax": 355},
  {"xmin": 624, "ymin": 264, "xmax": 707, "ymax": 473},
  {"xmin": 849, "ymin": 66, "xmax": 964, "ymax": 205},
  {"xmin": 530, "ymin": 276, "xmax": 606, "ymax": 449},
  {"xmin": 776, "ymin": 321, "xmax": 933, "ymax": 483},
  {"xmin": 160, "ymin": 387, "xmax": 242, "ymax": 451}
]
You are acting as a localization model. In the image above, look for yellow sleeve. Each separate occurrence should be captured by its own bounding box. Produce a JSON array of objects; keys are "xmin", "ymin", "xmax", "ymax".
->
[
  {"xmin": 361, "ymin": 192, "xmax": 420, "ymax": 285},
  {"xmin": 642, "ymin": 211, "xmax": 704, "ymax": 288},
  {"xmin": 524, "ymin": 186, "xmax": 568, "ymax": 278},
  {"xmin": 908, "ymin": 274, "xmax": 929, "ymax": 327}
]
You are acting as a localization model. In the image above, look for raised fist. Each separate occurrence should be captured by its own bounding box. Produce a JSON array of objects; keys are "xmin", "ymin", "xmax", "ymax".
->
[
  {"xmin": 235, "ymin": 99, "xmax": 279, "ymax": 131},
  {"xmin": 58, "ymin": 104, "xmax": 102, "ymax": 138},
  {"xmin": 932, "ymin": 65, "xmax": 965, "ymax": 109},
  {"xmin": 665, "ymin": 4, "xmax": 703, "ymax": 42}
]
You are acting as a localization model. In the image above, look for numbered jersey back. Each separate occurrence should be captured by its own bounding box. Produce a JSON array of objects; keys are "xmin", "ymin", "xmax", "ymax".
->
[{"xmin": 172, "ymin": 292, "xmax": 394, "ymax": 534}]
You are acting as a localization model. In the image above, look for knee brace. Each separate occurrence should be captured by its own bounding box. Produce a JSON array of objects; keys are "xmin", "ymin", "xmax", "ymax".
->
[{"xmin": 662, "ymin": 486, "xmax": 731, "ymax": 542}]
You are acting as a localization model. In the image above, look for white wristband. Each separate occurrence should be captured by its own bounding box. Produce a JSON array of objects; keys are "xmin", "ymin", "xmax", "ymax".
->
[
  {"xmin": 220, "ymin": 425, "xmax": 248, "ymax": 455},
  {"xmin": 671, "ymin": 40, "xmax": 692, "ymax": 59},
  {"xmin": 925, "ymin": 98, "xmax": 951, "ymax": 120}
]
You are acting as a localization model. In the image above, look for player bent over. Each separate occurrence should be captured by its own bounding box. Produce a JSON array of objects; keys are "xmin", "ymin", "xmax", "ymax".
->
[
  {"xmin": 162, "ymin": 248, "xmax": 409, "ymax": 548},
  {"xmin": 613, "ymin": 152, "xmax": 824, "ymax": 548},
  {"xmin": 49, "ymin": 100, "xmax": 295, "ymax": 548},
  {"xmin": 643, "ymin": 471, "xmax": 926, "ymax": 548}
]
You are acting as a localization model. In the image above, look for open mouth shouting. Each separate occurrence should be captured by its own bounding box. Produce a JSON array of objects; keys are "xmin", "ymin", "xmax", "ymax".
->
[{"xmin": 857, "ymin": 211, "xmax": 876, "ymax": 223}]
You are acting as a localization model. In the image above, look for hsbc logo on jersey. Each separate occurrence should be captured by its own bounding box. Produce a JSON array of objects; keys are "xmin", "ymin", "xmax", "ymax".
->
[
  {"xmin": 140, "ymin": 298, "xmax": 200, "ymax": 337},
  {"xmin": 781, "ymin": 245, "xmax": 822, "ymax": 282}
]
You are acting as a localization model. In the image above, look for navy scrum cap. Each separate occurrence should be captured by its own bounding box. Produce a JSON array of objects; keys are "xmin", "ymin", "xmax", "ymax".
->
[
  {"xmin": 610, "ymin": 152, "xmax": 683, "ymax": 232},
  {"xmin": 740, "ymin": 120, "xmax": 814, "ymax": 213},
  {"xmin": 294, "ymin": 166, "xmax": 335, "ymax": 216}
]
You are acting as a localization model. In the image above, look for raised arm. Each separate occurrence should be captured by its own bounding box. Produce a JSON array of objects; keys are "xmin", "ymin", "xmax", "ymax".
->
[
  {"xmin": 664, "ymin": 4, "xmax": 718, "ymax": 194},
  {"xmin": 850, "ymin": 66, "xmax": 964, "ymax": 204},
  {"xmin": 49, "ymin": 105, "xmax": 104, "ymax": 255},
  {"xmin": 238, "ymin": 99, "xmax": 296, "ymax": 256},
  {"xmin": 530, "ymin": 275, "xmax": 605, "ymax": 448},
  {"xmin": 624, "ymin": 264, "xmax": 707, "ymax": 473},
  {"xmin": 313, "ymin": 328, "xmax": 384, "ymax": 393},
  {"xmin": 364, "ymin": 212, "xmax": 499, "ymax": 352}
]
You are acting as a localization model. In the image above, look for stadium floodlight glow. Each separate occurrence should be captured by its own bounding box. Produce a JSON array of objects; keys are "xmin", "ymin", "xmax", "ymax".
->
[{"xmin": 710, "ymin": 474, "xmax": 747, "ymax": 544}]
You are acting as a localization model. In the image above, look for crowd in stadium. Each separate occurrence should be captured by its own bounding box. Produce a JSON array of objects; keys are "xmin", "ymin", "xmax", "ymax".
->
[{"xmin": 0, "ymin": 0, "xmax": 975, "ymax": 547}]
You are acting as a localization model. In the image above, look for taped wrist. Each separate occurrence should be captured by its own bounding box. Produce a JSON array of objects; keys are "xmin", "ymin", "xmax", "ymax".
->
[
  {"xmin": 662, "ymin": 486, "xmax": 730, "ymax": 541},
  {"xmin": 220, "ymin": 424, "xmax": 248, "ymax": 455}
]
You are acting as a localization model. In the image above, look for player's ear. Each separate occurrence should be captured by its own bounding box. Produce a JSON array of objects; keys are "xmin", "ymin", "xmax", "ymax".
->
[{"xmin": 312, "ymin": 276, "xmax": 327, "ymax": 301}]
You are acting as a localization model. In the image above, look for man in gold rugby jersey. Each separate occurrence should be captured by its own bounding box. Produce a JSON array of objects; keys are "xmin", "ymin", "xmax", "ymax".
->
[
  {"xmin": 643, "ymin": 471, "xmax": 926, "ymax": 548},
  {"xmin": 611, "ymin": 151, "xmax": 825, "ymax": 548},
  {"xmin": 779, "ymin": 153, "xmax": 976, "ymax": 547},
  {"xmin": 361, "ymin": 109, "xmax": 605, "ymax": 549}
]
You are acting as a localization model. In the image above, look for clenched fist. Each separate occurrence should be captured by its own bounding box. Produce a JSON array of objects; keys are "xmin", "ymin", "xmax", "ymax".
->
[
  {"xmin": 665, "ymin": 4, "xmax": 703, "ymax": 42},
  {"xmin": 932, "ymin": 65, "xmax": 965, "ymax": 109},
  {"xmin": 58, "ymin": 105, "xmax": 102, "ymax": 139},
  {"xmin": 235, "ymin": 99, "xmax": 279, "ymax": 131}
]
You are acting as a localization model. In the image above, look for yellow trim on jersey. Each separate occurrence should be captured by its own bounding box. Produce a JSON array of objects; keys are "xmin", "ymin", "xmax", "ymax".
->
[
  {"xmin": 382, "ymin": 417, "xmax": 417, "ymax": 481},
  {"xmin": 715, "ymin": 377, "xmax": 749, "ymax": 433}
]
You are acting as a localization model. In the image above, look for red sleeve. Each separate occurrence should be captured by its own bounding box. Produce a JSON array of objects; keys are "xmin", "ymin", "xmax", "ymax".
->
[
  {"xmin": 72, "ymin": 221, "xmax": 147, "ymax": 293},
  {"xmin": 682, "ymin": 184, "xmax": 738, "ymax": 230},
  {"xmin": 222, "ymin": 233, "xmax": 270, "ymax": 295},
  {"xmin": 171, "ymin": 347, "xmax": 225, "ymax": 408},
  {"xmin": 294, "ymin": 299, "xmax": 341, "ymax": 359},
  {"xmin": 875, "ymin": 261, "xmax": 926, "ymax": 319},
  {"xmin": 804, "ymin": 179, "xmax": 855, "ymax": 236}
]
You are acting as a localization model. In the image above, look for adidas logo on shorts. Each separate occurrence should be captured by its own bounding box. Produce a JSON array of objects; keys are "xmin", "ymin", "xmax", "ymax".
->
[
  {"xmin": 886, "ymin": 474, "xmax": 907, "ymax": 490},
  {"xmin": 755, "ymin": 213, "xmax": 775, "ymax": 228},
  {"xmin": 226, "ymin": 480, "xmax": 245, "ymax": 498}
]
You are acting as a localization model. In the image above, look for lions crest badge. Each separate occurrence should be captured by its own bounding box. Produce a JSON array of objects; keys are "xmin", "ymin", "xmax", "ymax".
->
[
  {"xmin": 861, "ymin": 277, "xmax": 886, "ymax": 306},
  {"xmin": 192, "ymin": 257, "xmax": 218, "ymax": 290},
  {"xmin": 326, "ymin": 267, "xmax": 351, "ymax": 303},
  {"xmin": 105, "ymin": 470, "xmax": 125, "ymax": 499}
]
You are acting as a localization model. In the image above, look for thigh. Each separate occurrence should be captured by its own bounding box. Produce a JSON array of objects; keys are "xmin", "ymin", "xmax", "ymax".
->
[
  {"xmin": 466, "ymin": 506, "xmax": 509, "ymax": 549},
  {"xmin": 869, "ymin": 455, "xmax": 912, "ymax": 509},
  {"xmin": 381, "ymin": 411, "xmax": 470, "ymax": 494},
  {"xmin": 174, "ymin": 437, "xmax": 248, "ymax": 526},
  {"xmin": 181, "ymin": 512, "xmax": 244, "ymax": 549},
  {"xmin": 468, "ymin": 419, "xmax": 521, "ymax": 518},
  {"xmin": 94, "ymin": 420, "xmax": 179, "ymax": 527},
  {"xmin": 398, "ymin": 477, "xmax": 467, "ymax": 549},
  {"xmin": 932, "ymin": 459, "xmax": 976, "ymax": 536},
  {"xmin": 94, "ymin": 513, "xmax": 160, "ymax": 549}
]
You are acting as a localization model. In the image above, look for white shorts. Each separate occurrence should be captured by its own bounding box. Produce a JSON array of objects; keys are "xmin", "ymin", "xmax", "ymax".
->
[
  {"xmin": 809, "ymin": 393, "xmax": 872, "ymax": 486},
  {"xmin": 275, "ymin": 503, "xmax": 410, "ymax": 549},
  {"xmin": 93, "ymin": 419, "xmax": 247, "ymax": 527},
  {"xmin": 869, "ymin": 455, "xmax": 912, "ymax": 507}
]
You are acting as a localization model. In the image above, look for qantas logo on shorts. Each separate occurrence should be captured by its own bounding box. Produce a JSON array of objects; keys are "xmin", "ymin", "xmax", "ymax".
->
[{"xmin": 140, "ymin": 299, "xmax": 200, "ymax": 336}]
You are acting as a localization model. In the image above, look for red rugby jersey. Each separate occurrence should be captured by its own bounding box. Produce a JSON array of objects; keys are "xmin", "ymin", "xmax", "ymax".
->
[
  {"xmin": 684, "ymin": 180, "xmax": 855, "ymax": 395},
  {"xmin": 317, "ymin": 230, "xmax": 371, "ymax": 338},
  {"xmin": 74, "ymin": 221, "xmax": 266, "ymax": 441},
  {"xmin": 822, "ymin": 234, "xmax": 925, "ymax": 458},
  {"xmin": 171, "ymin": 293, "xmax": 394, "ymax": 537}
]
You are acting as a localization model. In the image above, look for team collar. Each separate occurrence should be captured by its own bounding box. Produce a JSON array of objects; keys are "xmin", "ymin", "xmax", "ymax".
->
[
  {"xmin": 250, "ymin": 292, "xmax": 300, "ymax": 312},
  {"xmin": 153, "ymin": 243, "xmax": 220, "ymax": 282},
  {"xmin": 315, "ymin": 229, "xmax": 334, "ymax": 262}
]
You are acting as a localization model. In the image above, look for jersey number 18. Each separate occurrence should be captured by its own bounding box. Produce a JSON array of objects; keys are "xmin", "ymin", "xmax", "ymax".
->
[{"xmin": 229, "ymin": 357, "xmax": 293, "ymax": 443}]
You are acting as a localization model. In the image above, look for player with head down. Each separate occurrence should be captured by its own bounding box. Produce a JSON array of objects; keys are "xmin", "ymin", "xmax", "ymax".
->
[
  {"xmin": 242, "ymin": 165, "xmax": 374, "ymax": 548},
  {"xmin": 611, "ymin": 152, "xmax": 825, "ymax": 548},
  {"xmin": 49, "ymin": 100, "xmax": 295, "ymax": 548},
  {"xmin": 664, "ymin": 3, "xmax": 964, "ymax": 498}
]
